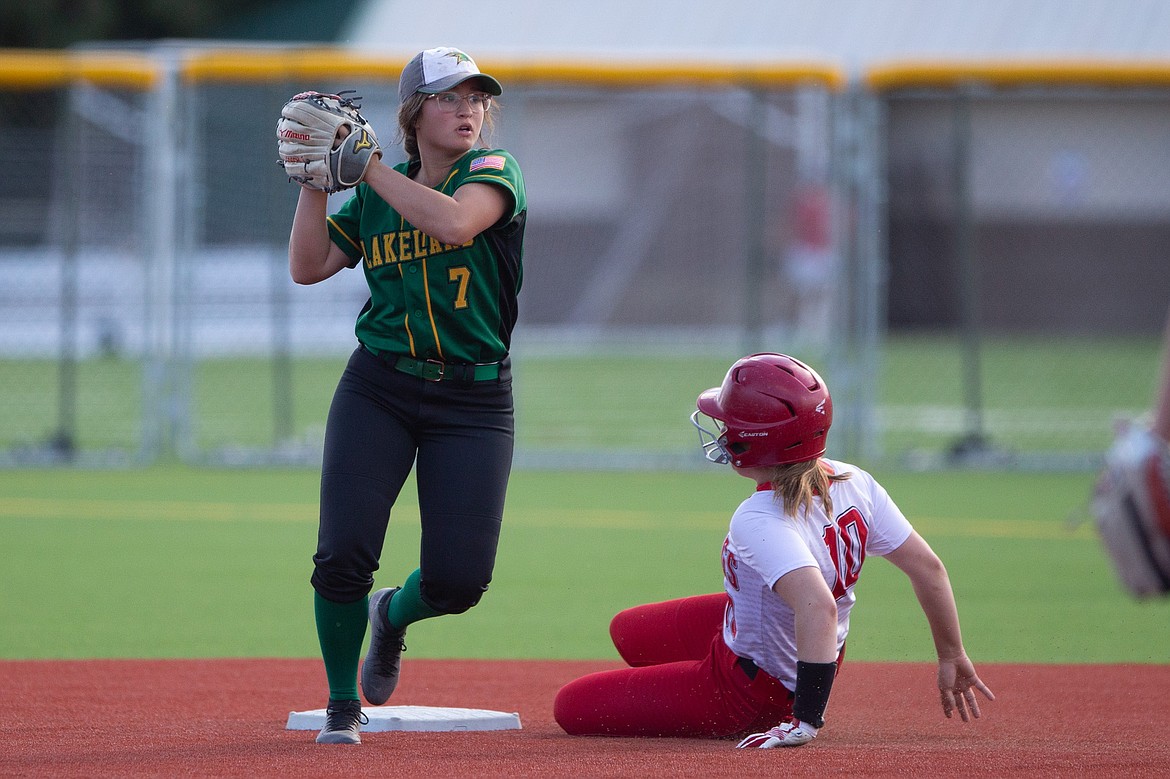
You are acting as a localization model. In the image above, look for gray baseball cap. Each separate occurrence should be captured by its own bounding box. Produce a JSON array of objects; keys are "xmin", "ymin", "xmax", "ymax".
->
[{"xmin": 398, "ymin": 47, "xmax": 503, "ymax": 104}]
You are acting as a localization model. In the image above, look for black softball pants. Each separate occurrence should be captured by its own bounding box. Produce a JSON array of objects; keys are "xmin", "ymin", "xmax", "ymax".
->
[{"xmin": 310, "ymin": 345, "xmax": 514, "ymax": 613}]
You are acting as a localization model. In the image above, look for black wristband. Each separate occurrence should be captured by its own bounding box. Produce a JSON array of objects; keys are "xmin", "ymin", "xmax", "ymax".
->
[{"xmin": 792, "ymin": 660, "xmax": 837, "ymax": 729}]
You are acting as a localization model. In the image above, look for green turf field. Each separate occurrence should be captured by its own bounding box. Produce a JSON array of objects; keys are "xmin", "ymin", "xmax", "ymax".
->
[
  {"xmin": 2, "ymin": 333, "xmax": 1166, "ymax": 662},
  {"xmin": 2, "ymin": 465, "xmax": 1166, "ymax": 663},
  {"xmin": 1, "ymin": 334, "xmax": 1161, "ymax": 459}
]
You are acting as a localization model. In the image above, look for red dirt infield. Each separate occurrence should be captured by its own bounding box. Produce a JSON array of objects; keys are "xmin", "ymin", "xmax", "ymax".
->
[{"xmin": 3, "ymin": 658, "xmax": 1168, "ymax": 778}]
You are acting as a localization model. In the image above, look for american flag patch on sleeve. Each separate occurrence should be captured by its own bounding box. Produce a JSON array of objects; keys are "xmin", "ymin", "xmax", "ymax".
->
[{"xmin": 470, "ymin": 155, "xmax": 506, "ymax": 172}]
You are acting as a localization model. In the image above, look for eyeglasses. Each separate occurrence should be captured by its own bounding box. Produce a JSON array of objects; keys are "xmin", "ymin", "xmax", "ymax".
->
[{"xmin": 427, "ymin": 91, "xmax": 493, "ymax": 113}]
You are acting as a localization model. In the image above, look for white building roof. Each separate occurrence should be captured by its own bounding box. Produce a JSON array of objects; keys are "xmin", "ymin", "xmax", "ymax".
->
[{"xmin": 340, "ymin": 0, "xmax": 1170, "ymax": 76}]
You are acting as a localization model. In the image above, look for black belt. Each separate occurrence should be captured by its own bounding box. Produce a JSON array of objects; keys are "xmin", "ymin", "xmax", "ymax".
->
[
  {"xmin": 735, "ymin": 656, "xmax": 795, "ymax": 698},
  {"xmin": 363, "ymin": 345, "xmax": 507, "ymax": 384}
]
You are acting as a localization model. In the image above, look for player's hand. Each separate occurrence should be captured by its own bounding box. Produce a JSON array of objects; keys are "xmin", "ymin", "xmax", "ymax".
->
[{"xmin": 937, "ymin": 653, "xmax": 995, "ymax": 722}]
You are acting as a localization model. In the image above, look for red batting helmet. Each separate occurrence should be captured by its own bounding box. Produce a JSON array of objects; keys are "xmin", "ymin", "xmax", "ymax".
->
[{"xmin": 691, "ymin": 353, "xmax": 832, "ymax": 468}]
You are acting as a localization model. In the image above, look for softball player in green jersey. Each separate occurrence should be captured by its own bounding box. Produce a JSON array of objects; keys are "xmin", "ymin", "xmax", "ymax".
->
[{"xmin": 287, "ymin": 47, "xmax": 526, "ymax": 745}]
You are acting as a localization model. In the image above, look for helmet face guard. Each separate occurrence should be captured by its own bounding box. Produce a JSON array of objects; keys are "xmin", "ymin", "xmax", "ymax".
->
[
  {"xmin": 692, "ymin": 353, "xmax": 832, "ymax": 468},
  {"xmin": 691, "ymin": 410, "xmax": 732, "ymax": 464}
]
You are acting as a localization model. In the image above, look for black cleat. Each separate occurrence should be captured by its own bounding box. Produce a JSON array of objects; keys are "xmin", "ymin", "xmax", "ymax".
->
[
  {"xmin": 361, "ymin": 587, "xmax": 408, "ymax": 705},
  {"xmin": 315, "ymin": 698, "xmax": 368, "ymax": 744}
]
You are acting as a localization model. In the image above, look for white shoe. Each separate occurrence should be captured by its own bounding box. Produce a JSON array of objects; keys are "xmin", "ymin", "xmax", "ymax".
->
[{"xmin": 736, "ymin": 719, "xmax": 817, "ymax": 748}]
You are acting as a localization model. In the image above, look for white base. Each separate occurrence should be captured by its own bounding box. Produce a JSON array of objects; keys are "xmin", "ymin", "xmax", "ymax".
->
[{"xmin": 286, "ymin": 705, "xmax": 522, "ymax": 733}]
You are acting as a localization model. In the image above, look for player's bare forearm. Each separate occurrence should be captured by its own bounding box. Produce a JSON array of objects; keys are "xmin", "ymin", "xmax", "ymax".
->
[
  {"xmin": 773, "ymin": 566, "xmax": 838, "ymax": 663},
  {"xmin": 910, "ymin": 564, "xmax": 966, "ymax": 659},
  {"xmin": 885, "ymin": 531, "xmax": 994, "ymax": 719},
  {"xmin": 884, "ymin": 532, "xmax": 966, "ymax": 657},
  {"xmin": 288, "ymin": 188, "xmax": 343, "ymax": 284},
  {"xmin": 363, "ymin": 163, "xmax": 506, "ymax": 246}
]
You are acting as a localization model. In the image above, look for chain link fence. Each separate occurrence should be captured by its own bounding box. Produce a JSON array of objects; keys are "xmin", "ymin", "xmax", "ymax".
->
[
  {"xmin": 0, "ymin": 56, "xmax": 154, "ymax": 465},
  {"xmin": 1, "ymin": 46, "xmax": 870, "ymax": 468},
  {"xmin": 872, "ymin": 64, "xmax": 1170, "ymax": 467},
  {"xmin": 4, "ymin": 50, "xmax": 1165, "ymax": 470}
]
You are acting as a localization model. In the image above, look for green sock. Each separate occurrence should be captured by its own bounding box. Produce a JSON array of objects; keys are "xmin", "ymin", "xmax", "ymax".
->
[
  {"xmin": 385, "ymin": 568, "xmax": 444, "ymax": 629},
  {"xmin": 313, "ymin": 591, "xmax": 368, "ymax": 701}
]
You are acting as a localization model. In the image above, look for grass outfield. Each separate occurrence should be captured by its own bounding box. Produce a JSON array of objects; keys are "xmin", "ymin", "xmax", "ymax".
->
[
  {"xmin": 1, "ymin": 333, "xmax": 1161, "ymax": 456},
  {"xmin": 2, "ymin": 465, "xmax": 1166, "ymax": 663}
]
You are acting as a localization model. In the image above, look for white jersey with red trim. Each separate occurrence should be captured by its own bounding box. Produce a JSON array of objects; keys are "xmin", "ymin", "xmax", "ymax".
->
[{"xmin": 720, "ymin": 459, "xmax": 914, "ymax": 691}]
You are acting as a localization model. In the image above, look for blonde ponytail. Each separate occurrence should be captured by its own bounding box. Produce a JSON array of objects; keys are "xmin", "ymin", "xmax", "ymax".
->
[{"xmin": 769, "ymin": 459, "xmax": 852, "ymax": 519}]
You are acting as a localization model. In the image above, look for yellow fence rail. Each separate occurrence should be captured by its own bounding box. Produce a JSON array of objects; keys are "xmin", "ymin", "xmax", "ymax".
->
[
  {"xmin": 0, "ymin": 47, "xmax": 849, "ymax": 90},
  {"xmin": 866, "ymin": 59, "xmax": 1170, "ymax": 90}
]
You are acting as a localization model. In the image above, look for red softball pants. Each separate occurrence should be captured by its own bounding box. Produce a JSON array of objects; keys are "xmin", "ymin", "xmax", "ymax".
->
[{"xmin": 553, "ymin": 593, "xmax": 796, "ymax": 738}]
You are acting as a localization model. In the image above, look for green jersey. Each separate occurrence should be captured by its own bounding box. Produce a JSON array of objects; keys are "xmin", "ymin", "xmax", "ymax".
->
[{"xmin": 327, "ymin": 148, "xmax": 526, "ymax": 364}]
